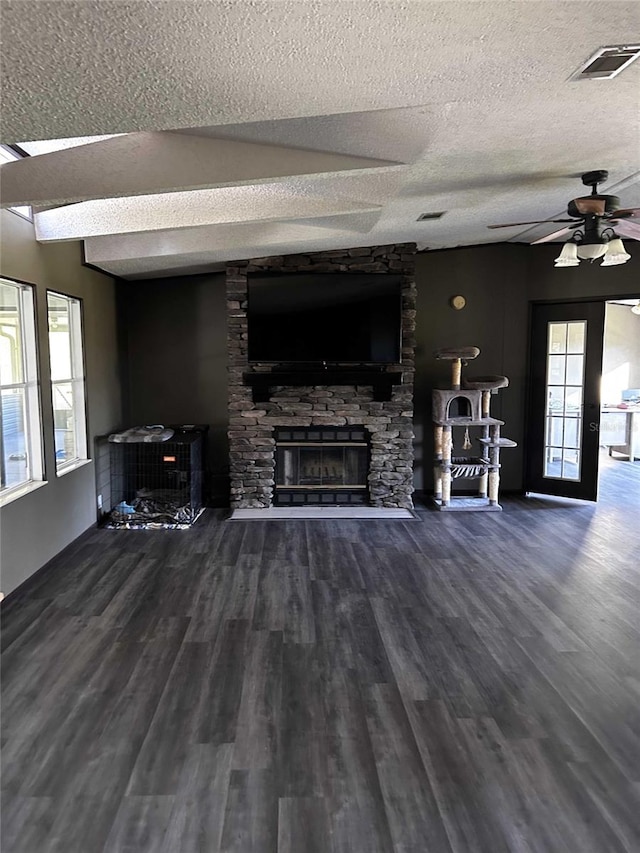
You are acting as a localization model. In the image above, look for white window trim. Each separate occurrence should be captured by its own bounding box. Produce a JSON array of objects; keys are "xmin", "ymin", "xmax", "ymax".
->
[
  {"xmin": 56, "ymin": 457, "xmax": 92, "ymax": 477},
  {"xmin": 47, "ymin": 291, "xmax": 88, "ymax": 474},
  {"xmin": 0, "ymin": 278, "xmax": 44, "ymax": 497},
  {"xmin": 0, "ymin": 479, "xmax": 48, "ymax": 508}
]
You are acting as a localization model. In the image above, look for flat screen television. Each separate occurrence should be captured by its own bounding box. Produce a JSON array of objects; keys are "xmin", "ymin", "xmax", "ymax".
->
[{"xmin": 247, "ymin": 273, "xmax": 403, "ymax": 364}]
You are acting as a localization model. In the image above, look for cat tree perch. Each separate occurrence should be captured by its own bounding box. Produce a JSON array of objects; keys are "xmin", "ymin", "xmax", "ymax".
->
[{"xmin": 432, "ymin": 347, "xmax": 516, "ymax": 511}]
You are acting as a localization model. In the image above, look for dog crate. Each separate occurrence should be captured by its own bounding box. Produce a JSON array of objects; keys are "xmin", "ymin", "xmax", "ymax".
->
[{"xmin": 108, "ymin": 427, "xmax": 205, "ymax": 527}]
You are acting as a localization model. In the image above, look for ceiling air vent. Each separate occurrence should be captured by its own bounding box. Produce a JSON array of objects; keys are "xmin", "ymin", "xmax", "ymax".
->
[
  {"xmin": 417, "ymin": 211, "xmax": 446, "ymax": 221},
  {"xmin": 573, "ymin": 45, "xmax": 640, "ymax": 80}
]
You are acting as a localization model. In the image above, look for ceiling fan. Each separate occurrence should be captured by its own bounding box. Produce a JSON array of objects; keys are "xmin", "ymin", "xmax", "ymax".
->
[{"xmin": 488, "ymin": 170, "xmax": 640, "ymax": 253}]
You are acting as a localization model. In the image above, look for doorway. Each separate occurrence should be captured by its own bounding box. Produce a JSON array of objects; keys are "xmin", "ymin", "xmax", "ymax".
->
[
  {"xmin": 599, "ymin": 299, "xmax": 640, "ymax": 470},
  {"xmin": 525, "ymin": 298, "xmax": 640, "ymax": 501}
]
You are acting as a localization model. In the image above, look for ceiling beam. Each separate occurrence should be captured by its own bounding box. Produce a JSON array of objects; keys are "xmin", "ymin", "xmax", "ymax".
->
[
  {"xmin": 0, "ymin": 131, "xmax": 403, "ymax": 208},
  {"xmin": 34, "ymin": 186, "xmax": 383, "ymax": 241},
  {"xmin": 83, "ymin": 212, "xmax": 382, "ymax": 263}
]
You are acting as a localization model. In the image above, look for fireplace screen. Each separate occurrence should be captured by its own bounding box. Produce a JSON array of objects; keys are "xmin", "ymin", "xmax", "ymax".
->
[
  {"xmin": 274, "ymin": 427, "xmax": 369, "ymax": 505},
  {"xmin": 277, "ymin": 445, "xmax": 368, "ymax": 488}
]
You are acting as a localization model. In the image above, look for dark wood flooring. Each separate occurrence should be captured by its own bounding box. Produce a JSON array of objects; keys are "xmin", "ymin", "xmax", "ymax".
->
[{"xmin": 2, "ymin": 455, "xmax": 640, "ymax": 852}]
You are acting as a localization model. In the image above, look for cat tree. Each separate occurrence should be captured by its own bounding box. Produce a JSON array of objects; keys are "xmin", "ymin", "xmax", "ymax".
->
[{"xmin": 432, "ymin": 347, "xmax": 516, "ymax": 511}]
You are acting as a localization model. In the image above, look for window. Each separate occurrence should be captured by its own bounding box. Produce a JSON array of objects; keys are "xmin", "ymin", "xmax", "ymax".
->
[
  {"xmin": 47, "ymin": 292, "xmax": 88, "ymax": 473},
  {"xmin": 0, "ymin": 279, "xmax": 43, "ymax": 496},
  {"xmin": 0, "ymin": 145, "xmax": 33, "ymax": 221}
]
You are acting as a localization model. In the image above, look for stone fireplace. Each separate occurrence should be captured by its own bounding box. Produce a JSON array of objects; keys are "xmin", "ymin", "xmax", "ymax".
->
[{"xmin": 226, "ymin": 243, "xmax": 417, "ymax": 509}]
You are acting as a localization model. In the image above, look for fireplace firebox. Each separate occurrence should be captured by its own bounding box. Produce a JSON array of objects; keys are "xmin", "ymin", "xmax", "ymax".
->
[{"xmin": 274, "ymin": 427, "xmax": 369, "ymax": 505}]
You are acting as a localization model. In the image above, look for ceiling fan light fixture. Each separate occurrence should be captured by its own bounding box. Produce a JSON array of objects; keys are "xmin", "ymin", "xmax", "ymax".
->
[
  {"xmin": 600, "ymin": 237, "xmax": 631, "ymax": 266},
  {"xmin": 576, "ymin": 240, "xmax": 609, "ymax": 261},
  {"xmin": 554, "ymin": 241, "xmax": 579, "ymax": 267}
]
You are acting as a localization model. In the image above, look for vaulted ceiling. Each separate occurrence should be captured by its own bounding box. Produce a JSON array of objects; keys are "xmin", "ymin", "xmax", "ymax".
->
[{"xmin": 2, "ymin": 1, "xmax": 639, "ymax": 279}]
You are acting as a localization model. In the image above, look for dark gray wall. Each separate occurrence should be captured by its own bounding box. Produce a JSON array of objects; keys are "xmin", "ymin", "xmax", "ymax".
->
[
  {"xmin": 526, "ymin": 243, "xmax": 640, "ymax": 302},
  {"xmin": 121, "ymin": 272, "xmax": 229, "ymax": 503},
  {"xmin": 414, "ymin": 242, "xmax": 640, "ymax": 492},
  {"xmin": 118, "ymin": 244, "xmax": 640, "ymax": 501}
]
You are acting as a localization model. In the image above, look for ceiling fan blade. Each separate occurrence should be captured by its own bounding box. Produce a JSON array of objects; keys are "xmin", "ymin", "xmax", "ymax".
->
[
  {"xmin": 487, "ymin": 219, "xmax": 575, "ymax": 229},
  {"xmin": 612, "ymin": 220, "xmax": 640, "ymax": 240},
  {"xmin": 531, "ymin": 227, "xmax": 573, "ymax": 245},
  {"xmin": 609, "ymin": 207, "xmax": 640, "ymax": 219},
  {"xmin": 572, "ymin": 198, "xmax": 606, "ymax": 215}
]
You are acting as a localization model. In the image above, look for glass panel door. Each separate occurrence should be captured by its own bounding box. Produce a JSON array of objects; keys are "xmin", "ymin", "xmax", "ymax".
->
[
  {"xmin": 526, "ymin": 301, "xmax": 605, "ymax": 501},
  {"xmin": 544, "ymin": 321, "xmax": 586, "ymax": 480}
]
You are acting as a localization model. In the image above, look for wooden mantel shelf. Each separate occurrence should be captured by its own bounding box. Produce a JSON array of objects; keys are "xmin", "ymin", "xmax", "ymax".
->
[{"xmin": 243, "ymin": 369, "xmax": 403, "ymax": 402}]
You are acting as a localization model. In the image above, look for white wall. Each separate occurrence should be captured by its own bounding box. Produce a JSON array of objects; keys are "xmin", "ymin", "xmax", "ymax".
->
[
  {"xmin": 0, "ymin": 210, "xmax": 123, "ymax": 595},
  {"xmin": 602, "ymin": 303, "xmax": 640, "ymax": 404}
]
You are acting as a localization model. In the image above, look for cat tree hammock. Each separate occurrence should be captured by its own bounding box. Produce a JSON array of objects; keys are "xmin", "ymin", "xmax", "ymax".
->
[{"xmin": 432, "ymin": 347, "xmax": 516, "ymax": 511}]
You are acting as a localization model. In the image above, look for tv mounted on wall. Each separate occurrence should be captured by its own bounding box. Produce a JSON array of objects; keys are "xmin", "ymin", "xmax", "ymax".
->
[{"xmin": 247, "ymin": 272, "xmax": 403, "ymax": 364}]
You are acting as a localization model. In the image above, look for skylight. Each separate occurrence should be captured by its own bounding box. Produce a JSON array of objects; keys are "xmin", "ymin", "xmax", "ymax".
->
[
  {"xmin": 0, "ymin": 145, "xmax": 32, "ymax": 220},
  {"xmin": 17, "ymin": 134, "xmax": 126, "ymax": 157}
]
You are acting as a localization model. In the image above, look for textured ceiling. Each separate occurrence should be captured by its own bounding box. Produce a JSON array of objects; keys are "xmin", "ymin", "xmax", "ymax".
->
[{"xmin": 1, "ymin": 0, "xmax": 639, "ymax": 278}]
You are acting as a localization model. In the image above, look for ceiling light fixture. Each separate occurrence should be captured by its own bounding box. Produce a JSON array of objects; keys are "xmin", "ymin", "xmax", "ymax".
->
[
  {"xmin": 600, "ymin": 237, "xmax": 631, "ymax": 267},
  {"xmin": 631, "ymin": 302, "xmax": 640, "ymax": 315},
  {"xmin": 554, "ymin": 225, "xmax": 630, "ymax": 269},
  {"xmin": 554, "ymin": 240, "xmax": 579, "ymax": 267}
]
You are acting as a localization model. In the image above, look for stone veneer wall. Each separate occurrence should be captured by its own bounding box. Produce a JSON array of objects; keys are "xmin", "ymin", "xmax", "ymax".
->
[{"xmin": 226, "ymin": 243, "xmax": 417, "ymax": 508}]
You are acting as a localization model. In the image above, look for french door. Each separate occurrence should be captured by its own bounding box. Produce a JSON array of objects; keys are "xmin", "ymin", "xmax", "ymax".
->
[{"xmin": 525, "ymin": 301, "xmax": 605, "ymax": 500}]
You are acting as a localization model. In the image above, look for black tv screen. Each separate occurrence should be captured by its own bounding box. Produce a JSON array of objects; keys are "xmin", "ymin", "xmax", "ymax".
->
[{"xmin": 247, "ymin": 273, "xmax": 402, "ymax": 364}]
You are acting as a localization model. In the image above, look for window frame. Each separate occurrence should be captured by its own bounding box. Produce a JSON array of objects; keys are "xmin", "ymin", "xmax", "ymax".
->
[
  {"xmin": 46, "ymin": 290, "xmax": 89, "ymax": 475},
  {"xmin": 0, "ymin": 277, "xmax": 44, "ymax": 502}
]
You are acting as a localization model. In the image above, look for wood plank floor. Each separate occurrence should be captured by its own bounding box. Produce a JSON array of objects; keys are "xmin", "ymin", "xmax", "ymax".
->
[{"xmin": 2, "ymin": 455, "xmax": 640, "ymax": 852}]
